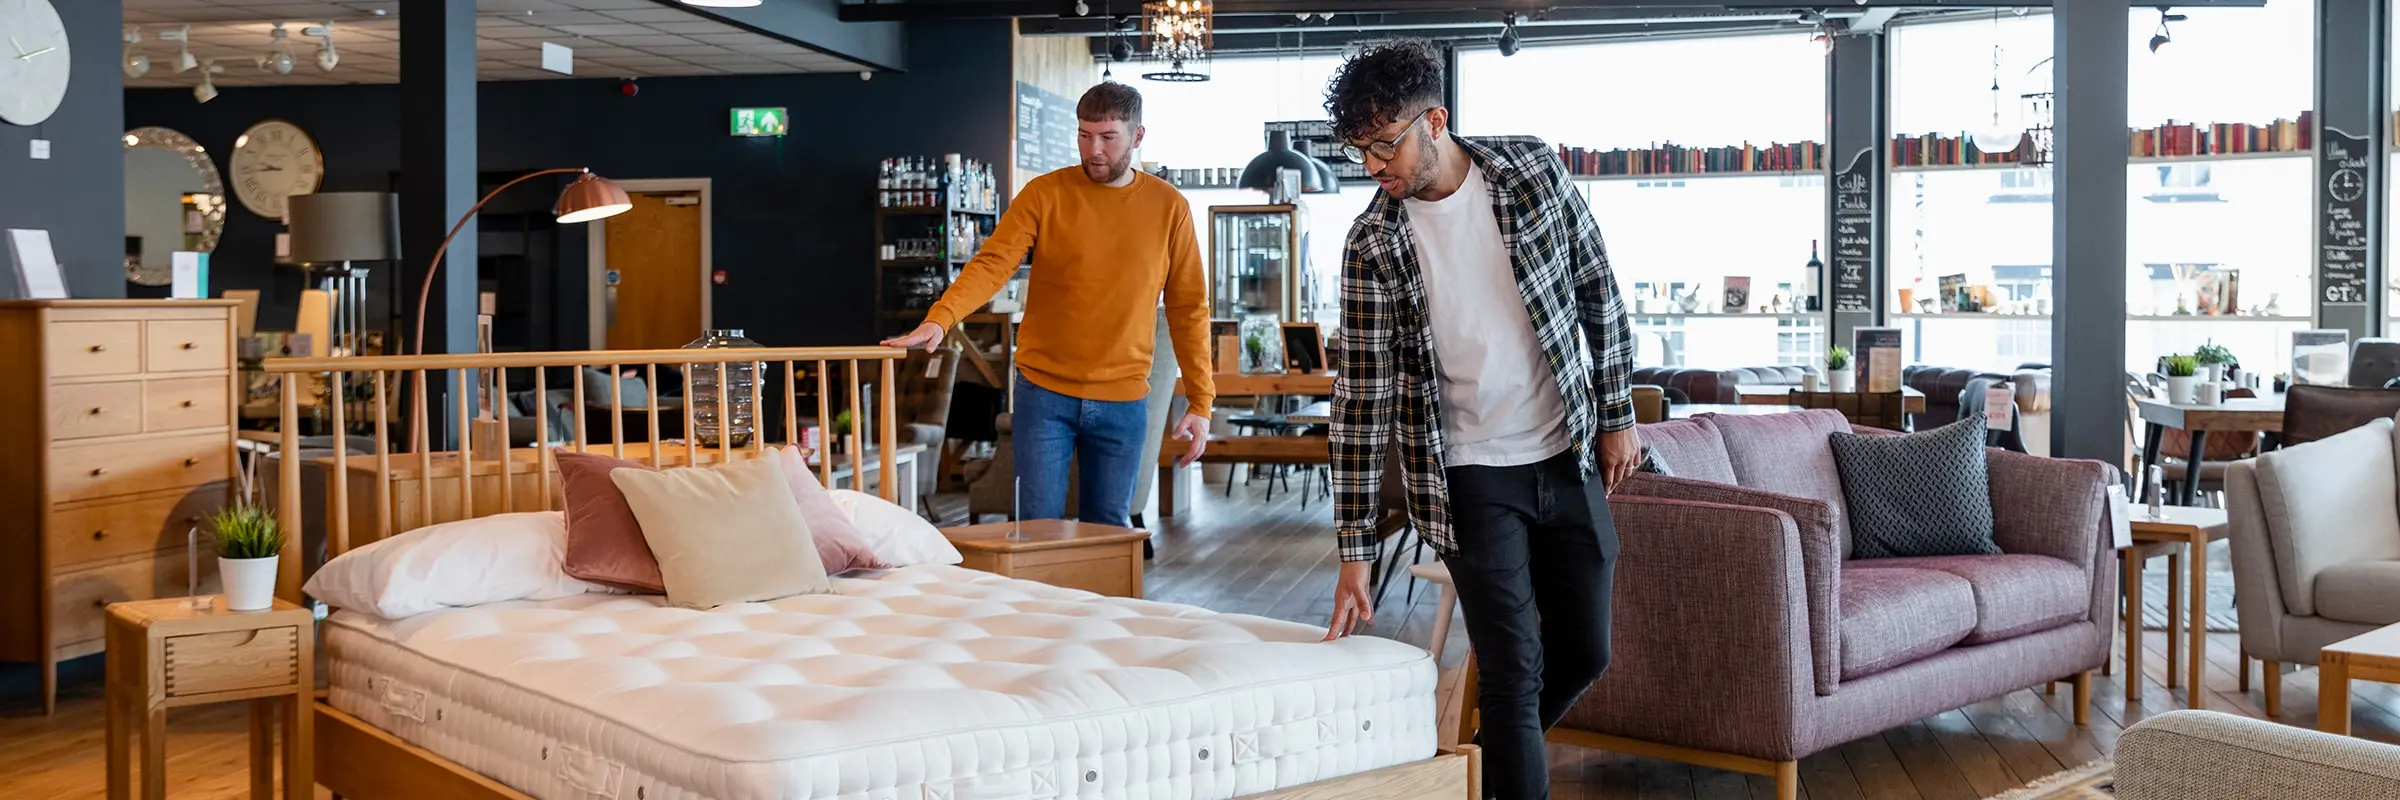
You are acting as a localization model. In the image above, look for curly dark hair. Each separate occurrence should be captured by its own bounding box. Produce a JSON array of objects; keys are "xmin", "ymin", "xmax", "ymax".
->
[{"xmin": 1323, "ymin": 38, "xmax": 1445, "ymax": 143}]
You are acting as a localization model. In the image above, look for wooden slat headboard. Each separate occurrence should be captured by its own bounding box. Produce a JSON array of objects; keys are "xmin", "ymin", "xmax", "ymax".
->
[{"xmin": 257, "ymin": 346, "xmax": 909, "ymax": 604}]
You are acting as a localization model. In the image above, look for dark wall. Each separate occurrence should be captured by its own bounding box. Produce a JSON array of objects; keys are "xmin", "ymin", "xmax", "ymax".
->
[
  {"xmin": 0, "ymin": 1, "xmax": 124, "ymax": 299},
  {"xmin": 123, "ymin": 20, "xmax": 1015, "ymax": 347}
]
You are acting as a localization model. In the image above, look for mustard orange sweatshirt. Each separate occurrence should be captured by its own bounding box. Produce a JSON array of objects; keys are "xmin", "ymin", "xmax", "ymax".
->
[{"xmin": 922, "ymin": 167, "xmax": 1216, "ymax": 413}]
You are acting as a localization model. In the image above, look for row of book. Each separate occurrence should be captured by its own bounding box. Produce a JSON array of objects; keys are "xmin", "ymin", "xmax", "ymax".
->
[
  {"xmin": 1556, "ymin": 141, "xmax": 1824, "ymax": 177},
  {"xmin": 1888, "ymin": 134, "xmax": 2031, "ymax": 167},
  {"xmin": 2131, "ymin": 113, "xmax": 2311, "ymax": 158}
]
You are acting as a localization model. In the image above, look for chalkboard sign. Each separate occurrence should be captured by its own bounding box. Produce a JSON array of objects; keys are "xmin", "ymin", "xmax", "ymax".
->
[
  {"xmin": 2320, "ymin": 126, "xmax": 2371, "ymax": 306},
  {"xmin": 1830, "ymin": 147, "xmax": 1876, "ymax": 314},
  {"xmin": 1016, "ymin": 82, "xmax": 1080, "ymax": 180}
]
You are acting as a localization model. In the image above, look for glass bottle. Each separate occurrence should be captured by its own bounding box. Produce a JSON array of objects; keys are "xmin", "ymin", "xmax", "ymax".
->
[
  {"xmin": 681, "ymin": 329, "xmax": 765, "ymax": 448},
  {"xmin": 1804, "ymin": 239, "xmax": 1824, "ymax": 312}
]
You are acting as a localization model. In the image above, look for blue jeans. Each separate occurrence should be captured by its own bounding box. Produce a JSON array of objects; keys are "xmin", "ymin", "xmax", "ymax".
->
[{"xmin": 1011, "ymin": 375, "xmax": 1148, "ymax": 526}]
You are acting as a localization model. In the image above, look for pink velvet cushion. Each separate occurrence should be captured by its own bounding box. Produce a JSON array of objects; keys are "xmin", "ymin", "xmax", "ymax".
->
[
  {"xmin": 554, "ymin": 449, "xmax": 664, "ymax": 593},
  {"xmin": 774, "ymin": 446, "xmax": 892, "ymax": 575}
]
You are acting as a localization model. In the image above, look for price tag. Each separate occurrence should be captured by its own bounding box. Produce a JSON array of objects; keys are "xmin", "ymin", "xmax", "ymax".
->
[
  {"xmin": 924, "ymin": 357, "xmax": 942, "ymax": 379},
  {"xmin": 2108, "ymin": 500, "xmax": 2133, "ymax": 550},
  {"xmin": 1984, "ymin": 386, "xmax": 2014, "ymax": 431}
]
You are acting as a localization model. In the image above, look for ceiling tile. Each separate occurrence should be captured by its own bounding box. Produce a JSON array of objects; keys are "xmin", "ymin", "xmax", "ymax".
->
[
  {"xmin": 559, "ymin": 0, "xmax": 662, "ymax": 10},
  {"xmin": 642, "ymin": 21, "xmax": 727, "ymax": 35},
  {"xmin": 600, "ymin": 34, "xmax": 699, "ymax": 48},
  {"xmin": 682, "ymin": 32, "xmax": 775, "ymax": 47},
  {"xmin": 598, "ymin": 8, "xmax": 697, "ymax": 24}
]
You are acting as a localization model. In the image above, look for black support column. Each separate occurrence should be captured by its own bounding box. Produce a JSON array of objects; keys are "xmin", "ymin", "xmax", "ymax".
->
[
  {"xmin": 1826, "ymin": 30, "xmax": 1884, "ymax": 345},
  {"xmin": 400, "ymin": 0, "xmax": 478, "ymax": 444},
  {"xmin": 2051, "ymin": 0, "xmax": 2131, "ymax": 465},
  {"xmin": 2317, "ymin": 0, "xmax": 2383, "ymax": 335}
]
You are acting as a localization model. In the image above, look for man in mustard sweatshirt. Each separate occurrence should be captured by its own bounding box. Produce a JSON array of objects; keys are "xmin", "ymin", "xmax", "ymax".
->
[{"xmin": 882, "ymin": 81, "xmax": 1215, "ymax": 528}]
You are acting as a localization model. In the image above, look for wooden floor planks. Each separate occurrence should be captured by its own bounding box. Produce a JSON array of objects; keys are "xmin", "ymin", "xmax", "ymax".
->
[{"xmin": 3, "ymin": 481, "xmax": 2396, "ymax": 799}]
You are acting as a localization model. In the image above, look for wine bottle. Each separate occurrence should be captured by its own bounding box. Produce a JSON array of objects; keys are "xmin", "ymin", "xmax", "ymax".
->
[{"xmin": 1803, "ymin": 239, "xmax": 1824, "ymax": 312}]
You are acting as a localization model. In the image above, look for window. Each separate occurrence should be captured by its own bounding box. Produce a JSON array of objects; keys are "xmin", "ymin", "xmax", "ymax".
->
[{"xmin": 1460, "ymin": 36, "xmax": 1829, "ymax": 369}]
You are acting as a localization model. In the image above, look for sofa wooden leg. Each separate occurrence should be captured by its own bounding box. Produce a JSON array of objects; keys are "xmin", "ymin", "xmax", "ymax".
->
[
  {"xmin": 1774, "ymin": 761, "xmax": 1799, "ymax": 800},
  {"xmin": 2072, "ymin": 671, "xmax": 2092, "ymax": 726},
  {"xmin": 2044, "ymin": 681, "xmax": 2057, "ymax": 696},
  {"xmin": 2263, "ymin": 659, "xmax": 2281, "ymax": 717},
  {"xmin": 2238, "ymin": 651, "xmax": 2251, "ymax": 693},
  {"xmin": 1452, "ymin": 655, "xmax": 1480, "ymax": 748}
]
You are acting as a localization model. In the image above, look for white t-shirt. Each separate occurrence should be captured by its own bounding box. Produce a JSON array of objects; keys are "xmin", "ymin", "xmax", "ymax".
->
[{"xmin": 1402, "ymin": 161, "xmax": 1572, "ymax": 468}]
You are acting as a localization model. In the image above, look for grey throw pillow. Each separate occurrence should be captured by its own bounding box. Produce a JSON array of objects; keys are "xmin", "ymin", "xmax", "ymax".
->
[
  {"xmin": 1636, "ymin": 444, "xmax": 1674, "ymax": 476},
  {"xmin": 1828, "ymin": 418, "xmax": 2001, "ymax": 559}
]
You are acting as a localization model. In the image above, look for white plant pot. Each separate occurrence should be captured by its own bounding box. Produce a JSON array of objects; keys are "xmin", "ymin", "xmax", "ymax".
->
[
  {"xmin": 219, "ymin": 556, "xmax": 278, "ymax": 611},
  {"xmin": 2195, "ymin": 380, "xmax": 2222, "ymax": 406},
  {"xmin": 2165, "ymin": 376, "xmax": 2199, "ymax": 405},
  {"xmin": 1827, "ymin": 369, "xmax": 1856, "ymax": 393}
]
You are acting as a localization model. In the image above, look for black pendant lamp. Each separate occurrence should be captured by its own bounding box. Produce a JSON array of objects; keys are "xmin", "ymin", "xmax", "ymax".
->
[
  {"xmin": 1237, "ymin": 130, "xmax": 1326, "ymax": 193},
  {"xmin": 1300, "ymin": 153, "xmax": 1341, "ymax": 194}
]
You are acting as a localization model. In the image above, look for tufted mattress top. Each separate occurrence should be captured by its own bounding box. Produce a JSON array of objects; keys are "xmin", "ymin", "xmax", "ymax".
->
[{"xmin": 324, "ymin": 565, "xmax": 1439, "ymax": 800}]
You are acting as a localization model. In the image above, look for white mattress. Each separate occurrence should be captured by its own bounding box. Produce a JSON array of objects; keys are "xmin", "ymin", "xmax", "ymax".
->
[{"xmin": 325, "ymin": 565, "xmax": 1438, "ymax": 800}]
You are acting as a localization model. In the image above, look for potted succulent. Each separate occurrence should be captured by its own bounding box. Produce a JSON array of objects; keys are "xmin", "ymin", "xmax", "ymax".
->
[
  {"xmin": 2163, "ymin": 354, "xmax": 2200, "ymax": 405},
  {"xmin": 1825, "ymin": 346, "xmax": 1855, "ymax": 393},
  {"xmin": 207, "ymin": 503, "xmax": 285, "ymax": 611}
]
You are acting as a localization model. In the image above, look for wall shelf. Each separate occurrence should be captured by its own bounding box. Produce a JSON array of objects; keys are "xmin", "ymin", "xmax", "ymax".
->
[{"xmin": 1890, "ymin": 150, "xmax": 2308, "ymax": 173}]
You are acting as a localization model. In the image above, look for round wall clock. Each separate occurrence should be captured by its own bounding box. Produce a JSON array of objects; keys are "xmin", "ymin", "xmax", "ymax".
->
[
  {"xmin": 0, "ymin": 0, "xmax": 72, "ymax": 126},
  {"xmin": 229, "ymin": 119, "xmax": 324, "ymax": 220}
]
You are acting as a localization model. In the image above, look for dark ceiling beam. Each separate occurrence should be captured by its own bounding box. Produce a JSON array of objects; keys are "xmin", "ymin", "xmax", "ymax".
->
[
  {"xmin": 839, "ymin": 0, "xmax": 2266, "ymax": 23},
  {"xmin": 1018, "ymin": 6, "xmax": 1842, "ymax": 36},
  {"xmin": 1091, "ymin": 19, "xmax": 1808, "ymax": 57},
  {"xmin": 653, "ymin": 0, "xmax": 900, "ymax": 70}
]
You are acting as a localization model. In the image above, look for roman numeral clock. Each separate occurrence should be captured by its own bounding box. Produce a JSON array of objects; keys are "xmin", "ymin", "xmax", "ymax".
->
[{"xmin": 229, "ymin": 119, "xmax": 323, "ymax": 221}]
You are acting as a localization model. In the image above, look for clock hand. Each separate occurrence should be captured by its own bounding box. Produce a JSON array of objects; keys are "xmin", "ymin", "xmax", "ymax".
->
[
  {"xmin": 7, "ymin": 36, "xmax": 22, "ymax": 57},
  {"xmin": 17, "ymin": 46, "xmax": 55, "ymax": 60}
]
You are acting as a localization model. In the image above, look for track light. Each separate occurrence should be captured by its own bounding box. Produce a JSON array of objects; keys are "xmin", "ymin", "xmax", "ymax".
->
[
  {"xmin": 2148, "ymin": 7, "xmax": 2185, "ymax": 53},
  {"xmin": 1497, "ymin": 11, "xmax": 1520, "ymax": 57},
  {"xmin": 304, "ymin": 22, "xmax": 338, "ymax": 71},
  {"xmin": 258, "ymin": 22, "xmax": 296, "ymax": 74},
  {"xmin": 194, "ymin": 59, "xmax": 224, "ymax": 103},
  {"xmin": 124, "ymin": 27, "xmax": 150, "ymax": 78},
  {"xmin": 159, "ymin": 25, "xmax": 196, "ymax": 73}
]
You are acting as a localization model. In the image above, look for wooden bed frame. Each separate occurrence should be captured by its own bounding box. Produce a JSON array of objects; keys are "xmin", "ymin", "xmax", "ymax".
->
[{"xmin": 259, "ymin": 346, "xmax": 1478, "ymax": 800}]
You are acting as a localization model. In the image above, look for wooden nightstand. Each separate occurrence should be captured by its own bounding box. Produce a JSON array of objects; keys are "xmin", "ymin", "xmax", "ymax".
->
[
  {"xmin": 942, "ymin": 520, "xmax": 1150, "ymax": 598},
  {"xmin": 106, "ymin": 596, "xmax": 313, "ymax": 800}
]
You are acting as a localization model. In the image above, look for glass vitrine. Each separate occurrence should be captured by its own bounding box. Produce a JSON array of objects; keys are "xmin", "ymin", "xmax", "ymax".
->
[{"xmin": 1208, "ymin": 204, "xmax": 1310, "ymax": 321}]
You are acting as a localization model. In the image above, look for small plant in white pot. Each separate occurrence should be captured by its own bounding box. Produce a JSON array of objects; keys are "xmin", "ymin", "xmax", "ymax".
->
[
  {"xmin": 1825, "ymin": 346, "xmax": 1855, "ymax": 392},
  {"xmin": 2163, "ymin": 354, "xmax": 2200, "ymax": 405},
  {"xmin": 208, "ymin": 503, "xmax": 285, "ymax": 611},
  {"xmin": 2192, "ymin": 343, "xmax": 2235, "ymax": 405}
]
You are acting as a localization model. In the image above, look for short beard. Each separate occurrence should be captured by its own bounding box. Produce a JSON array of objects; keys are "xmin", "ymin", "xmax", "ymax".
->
[
  {"xmin": 1401, "ymin": 130, "xmax": 1442, "ymax": 199},
  {"xmin": 1082, "ymin": 152, "xmax": 1132, "ymax": 185}
]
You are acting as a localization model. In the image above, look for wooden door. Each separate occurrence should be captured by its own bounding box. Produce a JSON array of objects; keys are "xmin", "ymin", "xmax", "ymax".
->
[{"xmin": 603, "ymin": 192, "xmax": 703, "ymax": 350}]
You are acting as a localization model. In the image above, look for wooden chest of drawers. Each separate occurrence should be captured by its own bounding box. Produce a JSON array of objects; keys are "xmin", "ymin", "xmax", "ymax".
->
[{"xmin": 0, "ymin": 300, "xmax": 241, "ymax": 714}]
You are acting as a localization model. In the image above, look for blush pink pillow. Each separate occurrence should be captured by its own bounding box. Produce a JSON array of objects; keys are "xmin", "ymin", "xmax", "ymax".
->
[
  {"xmin": 774, "ymin": 446, "xmax": 892, "ymax": 575},
  {"xmin": 553, "ymin": 449, "xmax": 665, "ymax": 593}
]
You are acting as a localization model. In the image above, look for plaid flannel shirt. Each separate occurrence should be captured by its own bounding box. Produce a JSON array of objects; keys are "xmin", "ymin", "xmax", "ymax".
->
[{"xmin": 1331, "ymin": 135, "xmax": 1636, "ymax": 564}]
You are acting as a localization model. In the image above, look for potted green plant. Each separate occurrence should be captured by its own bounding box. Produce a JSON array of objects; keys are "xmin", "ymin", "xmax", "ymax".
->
[
  {"xmin": 1824, "ymin": 346, "xmax": 1854, "ymax": 392},
  {"xmin": 831, "ymin": 409, "xmax": 855, "ymax": 455},
  {"xmin": 2163, "ymin": 354, "xmax": 2200, "ymax": 405},
  {"xmin": 2190, "ymin": 343, "xmax": 2235, "ymax": 406},
  {"xmin": 207, "ymin": 503, "xmax": 285, "ymax": 611}
]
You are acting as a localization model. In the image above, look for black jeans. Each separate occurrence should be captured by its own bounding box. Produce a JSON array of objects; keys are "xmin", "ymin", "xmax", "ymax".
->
[{"xmin": 1443, "ymin": 451, "xmax": 1620, "ymax": 800}]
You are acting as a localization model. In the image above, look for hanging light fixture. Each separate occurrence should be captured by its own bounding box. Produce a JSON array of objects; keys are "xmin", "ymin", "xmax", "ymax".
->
[
  {"xmin": 1140, "ymin": 0, "xmax": 1211, "ymax": 82},
  {"xmin": 1969, "ymin": 12, "xmax": 2024, "ymax": 157},
  {"xmin": 2149, "ymin": 7, "xmax": 2186, "ymax": 52}
]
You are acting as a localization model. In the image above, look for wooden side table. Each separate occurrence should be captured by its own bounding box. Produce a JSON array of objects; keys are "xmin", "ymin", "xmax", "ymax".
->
[
  {"xmin": 2122, "ymin": 504, "xmax": 2229, "ymax": 709},
  {"xmin": 2319, "ymin": 622, "xmax": 2400, "ymax": 735},
  {"xmin": 106, "ymin": 596, "xmax": 314, "ymax": 800},
  {"xmin": 943, "ymin": 520, "xmax": 1150, "ymax": 598}
]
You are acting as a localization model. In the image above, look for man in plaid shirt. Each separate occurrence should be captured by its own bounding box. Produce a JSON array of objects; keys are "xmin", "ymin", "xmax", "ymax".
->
[{"xmin": 1318, "ymin": 40, "xmax": 1641, "ymax": 800}]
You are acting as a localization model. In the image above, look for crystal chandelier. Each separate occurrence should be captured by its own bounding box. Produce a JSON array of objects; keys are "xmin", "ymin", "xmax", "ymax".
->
[{"xmin": 1141, "ymin": 0, "xmax": 1211, "ymax": 82}]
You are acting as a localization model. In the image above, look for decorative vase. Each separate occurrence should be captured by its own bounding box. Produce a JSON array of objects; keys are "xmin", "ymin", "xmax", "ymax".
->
[
  {"xmin": 1828, "ymin": 368, "xmax": 1856, "ymax": 393},
  {"xmin": 1237, "ymin": 314, "xmax": 1284, "ymax": 375},
  {"xmin": 2165, "ymin": 375, "xmax": 2198, "ymax": 405},
  {"xmin": 219, "ymin": 555, "xmax": 278, "ymax": 611},
  {"xmin": 681, "ymin": 329, "xmax": 764, "ymax": 448}
]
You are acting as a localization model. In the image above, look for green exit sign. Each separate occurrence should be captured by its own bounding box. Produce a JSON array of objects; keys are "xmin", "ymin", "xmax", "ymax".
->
[{"xmin": 730, "ymin": 107, "xmax": 788, "ymax": 137}]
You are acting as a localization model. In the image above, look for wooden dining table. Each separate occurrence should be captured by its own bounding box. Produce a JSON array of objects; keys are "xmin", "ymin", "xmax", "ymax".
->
[
  {"xmin": 1735, "ymin": 384, "xmax": 1929, "ymax": 413},
  {"xmin": 2133, "ymin": 394, "xmax": 2285, "ymax": 506},
  {"xmin": 1671, "ymin": 402, "xmax": 1797, "ymax": 418}
]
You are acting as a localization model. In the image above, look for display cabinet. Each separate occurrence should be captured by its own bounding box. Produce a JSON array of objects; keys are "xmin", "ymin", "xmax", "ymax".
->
[{"xmin": 1207, "ymin": 204, "xmax": 1314, "ymax": 323}]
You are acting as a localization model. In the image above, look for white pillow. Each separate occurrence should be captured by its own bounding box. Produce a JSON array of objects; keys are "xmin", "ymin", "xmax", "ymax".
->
[
  {"xmin": 303, "ymin": 511, "xmax": 616, "ymax": 618},
  {"xmin": 826, "ymin": 489, "xmax": 963, "ymax": 567}
]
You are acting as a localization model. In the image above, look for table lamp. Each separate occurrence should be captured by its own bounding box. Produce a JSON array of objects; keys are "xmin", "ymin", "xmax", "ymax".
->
[
  {"xmin": 287, "ymin": 191, "xmax": 397, "ymax": 357},
  {"xmin": 411, "ymin": 169, "xmax": 630, "ymax": 356}
]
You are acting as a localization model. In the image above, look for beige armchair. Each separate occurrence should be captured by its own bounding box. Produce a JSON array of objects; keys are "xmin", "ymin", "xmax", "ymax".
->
[
  {"xmin": 2227, "ymin": 415, "xmax": 2400, "ymax": 715},
  {"xmin": 2117, "ymin": 711, "xmax": 2400, "ymax": 799}
]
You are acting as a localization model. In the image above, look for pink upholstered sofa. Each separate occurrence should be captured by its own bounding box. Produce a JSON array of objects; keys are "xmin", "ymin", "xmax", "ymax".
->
[{"xmin": 1534, "ymin": 409, "xmax": 2116, "ymax": 799}]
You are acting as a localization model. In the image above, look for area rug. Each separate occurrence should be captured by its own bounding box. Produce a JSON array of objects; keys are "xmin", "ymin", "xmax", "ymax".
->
[
  {"xmin": 1980, "ymin": 760, "xmax": 2115, "ymax": 800},
  {"xmin": 2138, "ymin": 566, "xmax": 2239, "ymax": 633}
]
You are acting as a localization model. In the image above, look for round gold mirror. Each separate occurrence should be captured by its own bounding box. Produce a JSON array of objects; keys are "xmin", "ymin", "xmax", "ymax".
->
[{"xmin": 122, "ymin": 126, "xmax": 225, "ymax": 287}]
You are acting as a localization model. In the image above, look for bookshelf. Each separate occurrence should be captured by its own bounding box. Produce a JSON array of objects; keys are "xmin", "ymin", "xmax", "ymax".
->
[
  {"xmin": 1892, "ymin": 114, "xmax": 2313, "ymax": 169},
  {"xmin": 1574, "ymin": 171, "xmax": 1824, "ymax": 183},
  {"xmin": 1889, "ymin": 150, "xmax": 2309, "ymax": 173},
  {"xmin": 1555, "ymin": 140, "xmax": 1824, "ymax": 178}
]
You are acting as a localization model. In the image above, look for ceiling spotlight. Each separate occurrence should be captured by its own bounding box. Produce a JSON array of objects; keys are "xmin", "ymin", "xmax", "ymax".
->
[
  {"xmin": 159, "ymin": 24, "xmax": 196, "ymax": 73},
  {"xmin": 2148, "ymin": 7, "xmax": 2185, "ymax": 52},
  {"xmin": 1497, "ymin": 12, "xmax": 1520, "ymax": 57},
  {"xmin": 194, "ymin": 59, "xmax": 224, "ymax": 103},
  {"xmin": 304, "ymin": 22, "xmax": 338, "ymax": 71},
  {"xmin": 123, "ymin": 27, "xmax": 150, "ymax": 78},
  {"xmin": 1076, "ymin": 0, "xmax": 1090, "ymax": 15}
]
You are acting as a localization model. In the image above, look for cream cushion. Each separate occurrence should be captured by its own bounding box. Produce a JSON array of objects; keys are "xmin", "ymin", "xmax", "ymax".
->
[
  {"xmin": 2254, "ymin": 417, "xmax": 2400, "ymax": 617},
  {"xmin": 610, "ymin": 456, "xmax": 833, "ymax": 609}
]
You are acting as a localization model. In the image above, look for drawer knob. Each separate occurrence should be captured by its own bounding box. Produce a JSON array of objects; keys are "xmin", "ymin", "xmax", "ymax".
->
[
  {"xmin": 88, "ymin": 407, "xmax": 104, "ymax": 415},
  {"xmin": 183, "ymin": 458, "xmax": 199, "ymax": 467},
  {"xmin": 91, "ymin": 529, "xmax": 107, "ymax": 540},
  {"xmin": 88, "ymin": 344, "xmax": 105, "ymax": 353},
  {"xmin": 181, "ymin": 400, "xmax": 194, "ymax": 408},
  {"xmin": 185, "ymin": 515, "xmax": 201, "ymax": 524},
  {"xmin": 92, "ymin": 598, "xmax": 106, "ymax": 609},
  {"xmin": 181, "ymin": 342, "xmax": 197, "ymax": 350},
  {"xmin": 89, "ymin": 468, "xmax": 107, "ymax": 477}
]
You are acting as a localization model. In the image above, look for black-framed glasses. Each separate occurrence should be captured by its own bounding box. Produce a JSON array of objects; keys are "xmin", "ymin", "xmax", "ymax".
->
[{"xmin": 1341, "ymin": 109, "xmax": 1431, "ymax": 164}]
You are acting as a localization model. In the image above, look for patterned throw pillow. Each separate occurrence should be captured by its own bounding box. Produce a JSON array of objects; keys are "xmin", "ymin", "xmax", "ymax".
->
[{"xmin": 1827, "ymin": 418, "xmax": 2001, "ymax": 559}]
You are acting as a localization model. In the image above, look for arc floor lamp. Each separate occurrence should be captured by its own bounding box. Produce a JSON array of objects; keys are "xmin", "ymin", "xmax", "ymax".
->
[{"xmin": 410, "ymin": 168, "xmax": 631, "ymax": 357}]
